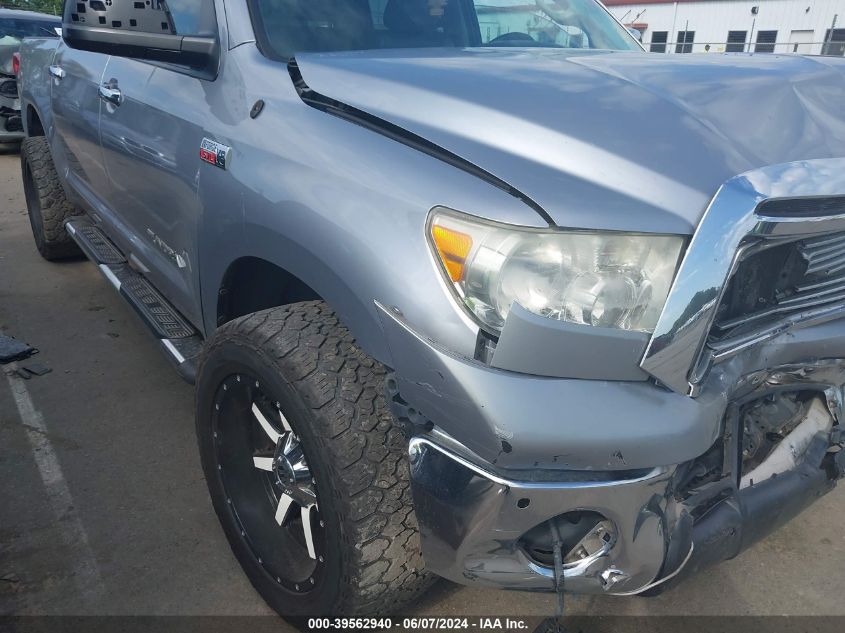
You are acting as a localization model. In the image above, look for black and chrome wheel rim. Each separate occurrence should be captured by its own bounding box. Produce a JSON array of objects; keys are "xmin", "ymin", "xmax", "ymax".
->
[{"xmin": 212, "ymin": 373, "xmax": 326, "ymax": 594}]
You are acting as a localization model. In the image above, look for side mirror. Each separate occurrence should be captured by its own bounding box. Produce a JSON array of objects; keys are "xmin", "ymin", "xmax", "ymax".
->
[
  {"xmin": 627, "ymin": 27, "xmax": 643, "ymax": 42},
  {"xmin": 62, "ymin": 1, "xmax": 216, "ymax": 69}
]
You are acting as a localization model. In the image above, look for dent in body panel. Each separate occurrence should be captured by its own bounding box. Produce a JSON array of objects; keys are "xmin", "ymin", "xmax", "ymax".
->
[
  {"xmin": 392, "ymin": 307, "xmax": 845, "ymax": 472},
  {"xmin": 295, "ymin": 50, "xmax": 845, "ymax": 234},
  {"xmin": 377, "ymin": 302, "xmax": 724, "ymax": 471}
]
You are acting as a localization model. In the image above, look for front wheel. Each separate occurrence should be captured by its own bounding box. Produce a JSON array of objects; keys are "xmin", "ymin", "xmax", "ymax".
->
[{"xmin": 196, "ymin": 302, "xmax": 432, "ymax": 618}]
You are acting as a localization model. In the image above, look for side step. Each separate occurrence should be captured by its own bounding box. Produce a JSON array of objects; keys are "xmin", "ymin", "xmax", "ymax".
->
[{"xmin": 66, "ymin": 219, "xmax": 203, "ymax": 384}]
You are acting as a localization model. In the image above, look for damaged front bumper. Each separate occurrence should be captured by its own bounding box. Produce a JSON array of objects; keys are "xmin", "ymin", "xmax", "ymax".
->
[
  {"xmin": 379, "ymin": 299, "xmax": 845, "ymax": 594},
  {"xmin": 383, "ymin": 293, "xmax": 845, "ymax": 594},
  {"xmin": 407, "ymin": 436, "xmax": 674, "ymax": 594},
  {"xmin": 406, "ymin": 384, "xmax": 844, "ymax": 595},
  {"xmin": 409, "ymin": 422, "xmax": 843, "ymax": 595}
]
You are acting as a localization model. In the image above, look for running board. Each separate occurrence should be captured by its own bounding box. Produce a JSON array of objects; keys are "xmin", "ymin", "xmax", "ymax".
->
[{"xmin": 66, "ymin": 219, "xmax": 202, "ymax": 384}]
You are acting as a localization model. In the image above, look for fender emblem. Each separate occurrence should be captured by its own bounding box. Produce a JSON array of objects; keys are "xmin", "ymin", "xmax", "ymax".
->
[{"xmin": 200, "ymin": 138, "xmax": 231, "ymax": 170}]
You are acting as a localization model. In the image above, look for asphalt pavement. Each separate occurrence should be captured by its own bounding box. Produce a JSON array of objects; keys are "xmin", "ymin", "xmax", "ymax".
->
[{"xmin": 2, "ymin": 150, "xmax": 845, "ymax": 622}]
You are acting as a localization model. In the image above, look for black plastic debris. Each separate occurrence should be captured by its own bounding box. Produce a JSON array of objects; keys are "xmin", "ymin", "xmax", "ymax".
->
[
  {"xmin": 20, "ymin": 362, "xmax": 51, "ymax": 377},
  {"xmin": 0, "ymin": 334, "xmax": 37, "ymax": 364}
]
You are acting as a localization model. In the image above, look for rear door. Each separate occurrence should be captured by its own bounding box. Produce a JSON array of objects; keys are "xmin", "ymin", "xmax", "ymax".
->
[
  {"xmin": 49, "ymin": 39, "xmax": 110, "ymax": 207},
  {"xmin": 96, "ymin": 1, "xmax": 220, "ymax": 328}
]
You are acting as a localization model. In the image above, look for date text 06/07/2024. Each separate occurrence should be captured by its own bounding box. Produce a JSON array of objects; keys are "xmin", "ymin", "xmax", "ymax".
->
[{"xmin": 306, "ymin": 617, "xmax": 531, "ymax": 630}]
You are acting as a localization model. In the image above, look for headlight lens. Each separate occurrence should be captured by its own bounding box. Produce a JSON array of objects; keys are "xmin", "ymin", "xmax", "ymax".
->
[{"xmin": 429, "ymin": 209, "xmax": 685, "ymax": 334}]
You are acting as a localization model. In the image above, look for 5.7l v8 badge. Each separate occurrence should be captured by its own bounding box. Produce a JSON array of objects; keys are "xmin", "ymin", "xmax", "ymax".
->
[{"xmin": 200, "ymin": 138, "xmax": 231, "ymax": 170}]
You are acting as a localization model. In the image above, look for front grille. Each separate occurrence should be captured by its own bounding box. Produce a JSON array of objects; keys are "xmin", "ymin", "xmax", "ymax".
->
[{"xmin": 711, "ymin": 231, "xmax": 845, "ymax": 340}]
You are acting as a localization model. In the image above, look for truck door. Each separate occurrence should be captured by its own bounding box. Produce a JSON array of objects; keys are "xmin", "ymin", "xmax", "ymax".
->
[
  {"xmin": 96, "ymin": 2, "xmax": 220, "ymax": 329},
  {"xmin": 49, "ymin": 40, "xmax": 110, "ymax": 208}
]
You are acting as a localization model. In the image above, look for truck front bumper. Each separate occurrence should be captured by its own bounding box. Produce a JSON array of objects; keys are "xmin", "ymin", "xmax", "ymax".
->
[
  {"xmin": 377, "ymin": 304, "xmax": 845, "ymax": 595},
  {"xmin": 408, "ymin": 436, "xmax": 674, "ymax": 594},
  {"xmin": 408, "ymin": 428, "xmax": 842, "ymax": 595}
]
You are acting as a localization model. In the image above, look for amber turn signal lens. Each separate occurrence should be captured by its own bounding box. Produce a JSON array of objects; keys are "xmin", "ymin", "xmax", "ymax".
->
[{"xmin": 432, "ymin": 225, "xmax": 473, "ymax": 282}]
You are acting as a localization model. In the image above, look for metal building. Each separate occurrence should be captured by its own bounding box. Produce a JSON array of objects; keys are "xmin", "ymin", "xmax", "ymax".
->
[{"xmin": 604, "ymin": 0, "xmax": 845, "ymax": 55}]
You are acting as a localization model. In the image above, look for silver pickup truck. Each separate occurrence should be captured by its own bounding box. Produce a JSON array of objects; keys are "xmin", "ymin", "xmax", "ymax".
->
[{"xmin": 17, "ymin": 0, "xmax": 845, "ymax": 621}]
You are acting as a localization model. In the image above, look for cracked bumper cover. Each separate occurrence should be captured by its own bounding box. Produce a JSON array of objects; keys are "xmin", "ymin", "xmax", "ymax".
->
[
  {"xmin": 407, "ymin": 427, "xmax": 842, "ymax": 595},
  {"xmin": 377, "ymin": 304, "xmax": 845, "ymax": 594},
  {"xmin": 407, "ymin": 436, "xmax": 674, "ymax": 594}
]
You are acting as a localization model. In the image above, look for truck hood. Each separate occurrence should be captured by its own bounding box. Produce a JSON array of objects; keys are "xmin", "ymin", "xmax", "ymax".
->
[{"xmin": 295, "ymin": 49, "xmax": 845, "ymax": 234}]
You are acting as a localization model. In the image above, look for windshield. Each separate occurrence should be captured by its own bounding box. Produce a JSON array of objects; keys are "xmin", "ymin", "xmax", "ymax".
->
[
  {"xmin": 249, "ymin": 0, "xmax": 640, "ymax": 59},
  {"xmin": 0, "ymin": 17, "xmax": 60, "ymax": 45}
]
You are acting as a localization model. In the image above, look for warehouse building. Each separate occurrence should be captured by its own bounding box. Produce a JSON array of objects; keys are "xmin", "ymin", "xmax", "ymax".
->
[{"xmin": 604, "ymin": 0, "xmax": 845, "ymax": 55}]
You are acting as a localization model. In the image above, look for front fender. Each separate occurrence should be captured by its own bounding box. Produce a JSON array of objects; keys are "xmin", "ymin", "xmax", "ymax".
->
[{"xmin": 198, "ymin": 45, "xmax": 546, "ymax": 366}]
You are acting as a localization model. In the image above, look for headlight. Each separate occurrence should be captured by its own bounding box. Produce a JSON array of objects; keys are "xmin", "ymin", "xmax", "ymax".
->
[{"xmin": 428, "ymin": 208, "xmax": 685, "ymax": 334}]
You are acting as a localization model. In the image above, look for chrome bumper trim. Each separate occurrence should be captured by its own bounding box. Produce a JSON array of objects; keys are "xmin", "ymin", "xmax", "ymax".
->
[{"xmin": 408, "ymin": 437, "xmax": 674, "ymax": 594}]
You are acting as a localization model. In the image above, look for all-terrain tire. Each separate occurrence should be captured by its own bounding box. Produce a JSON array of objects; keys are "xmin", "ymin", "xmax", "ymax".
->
[
  {"xmin": 20, "ymin": 136, "xmax": 82, "ymax": 260},
  {"xmin": 196, "ymin": 301, "xmax": 433, "ymax": 618}
]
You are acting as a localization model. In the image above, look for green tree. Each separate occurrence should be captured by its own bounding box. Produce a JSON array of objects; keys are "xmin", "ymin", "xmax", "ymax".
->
[{"xmin": 2, "ymin": 1, "xmax": 64, "ymax": 16}]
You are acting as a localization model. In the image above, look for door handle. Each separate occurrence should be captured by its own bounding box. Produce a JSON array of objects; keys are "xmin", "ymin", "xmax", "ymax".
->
[
  {"xmin": 98, "ymin": 84, "xmax": 123, "ymax": 107},
  {"xmin": 48, "ymin": 65, "xmax": 65, "ymax": 80}
]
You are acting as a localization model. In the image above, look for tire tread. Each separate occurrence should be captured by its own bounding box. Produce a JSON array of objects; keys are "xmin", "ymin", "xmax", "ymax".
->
[
  {"xmin": 21, "ymin": 136, "xmax": 82, "ymax": 260},
  {"xmin": 201, "ymin": 301, "xmax": 433, "ymax": 615}
]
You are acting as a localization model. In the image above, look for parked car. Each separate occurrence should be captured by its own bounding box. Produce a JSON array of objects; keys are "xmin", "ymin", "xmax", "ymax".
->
[
  {"xmin": 0, "ymin": 8, "xmax": 59, "ymax": 147},
  {"xmin": 16, "ymin": 0, "xmax": 845, "ymax": 620}
]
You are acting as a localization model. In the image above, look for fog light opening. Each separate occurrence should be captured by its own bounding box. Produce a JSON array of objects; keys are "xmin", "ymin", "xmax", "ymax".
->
[{"xmin": 520, "ymin": 511, "xmax": 616, "ymax": 569}]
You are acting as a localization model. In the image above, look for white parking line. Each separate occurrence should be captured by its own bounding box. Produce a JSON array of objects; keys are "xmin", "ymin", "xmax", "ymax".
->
[{"xmin": 4, "ymin": 363, "xmax": 106, "ymax": 607}]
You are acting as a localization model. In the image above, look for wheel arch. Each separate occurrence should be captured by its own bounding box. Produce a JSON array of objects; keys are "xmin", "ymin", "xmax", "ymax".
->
[
  {"xmin": 216, "ymin": 256, "xmax": 323, "ymax": 325},
  {"xmin": 207, "ymin": 252, "xmax": 393, "ymax": 368},
  {"xmin": 26, "ymin": 103, "xmax": 46, "ymax": 137}
]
